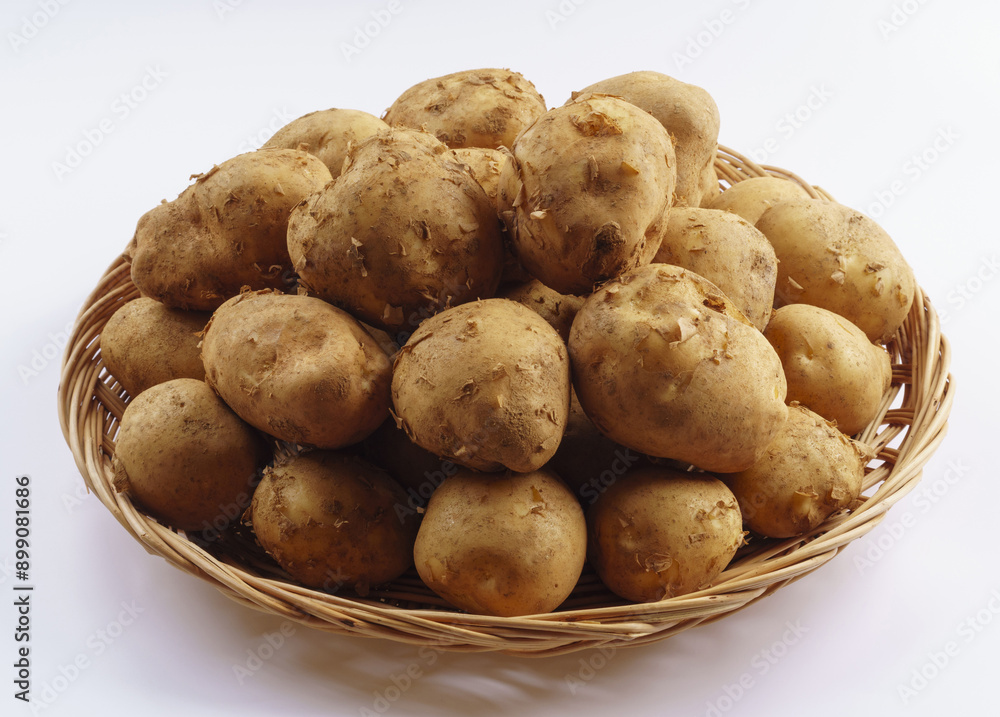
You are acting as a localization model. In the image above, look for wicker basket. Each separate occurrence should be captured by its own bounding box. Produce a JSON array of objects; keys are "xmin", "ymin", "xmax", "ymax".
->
[{"xmin": 57, "ymin": 146, "xmax": 954, "ymax": 657}]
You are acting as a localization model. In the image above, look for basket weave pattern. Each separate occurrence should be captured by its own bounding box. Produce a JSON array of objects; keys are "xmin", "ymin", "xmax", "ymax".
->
[{"xmin": 58, "ymin": 146, "xmax": 953, "ymax": 656}]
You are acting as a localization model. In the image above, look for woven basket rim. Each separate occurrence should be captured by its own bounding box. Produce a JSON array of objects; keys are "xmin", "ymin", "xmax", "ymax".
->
[{"xmin": 57, "ymin": 144, "xmax": 955, "ymax": 657}]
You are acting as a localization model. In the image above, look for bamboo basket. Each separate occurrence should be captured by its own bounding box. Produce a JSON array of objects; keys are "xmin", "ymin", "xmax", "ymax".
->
[{"xmin": 57, "ymin": 146, "xmax": 953, "ymax": 657}]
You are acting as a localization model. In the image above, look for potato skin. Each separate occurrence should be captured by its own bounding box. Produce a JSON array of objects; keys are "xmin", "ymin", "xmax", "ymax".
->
[
  {"xmin": 755, "ymin": 198, "xmax": 916, "ymax": 343},
  {"xmin": 112, "ymin": 378, "xmax": 268, "ymax": 533},
  {"xmin": 764, "ymin": 304, "xmax": 892, "ymax": 435},
  {"xmin": 413, "ymin": 468, "xmax": 586, "ymax": 616},
  {"xmin": 497, "ymin": 279, "xmax": 584, "ymax": 342},
  {"xmin": 287, "ymin": 128, "xmax": 504, "ymax": 335},
  {"xmin": 721, "ymin": 404, "xmax": 870, "ymax": 538},
  {"xmin": 653, "ymin": 207, "xmax": 777, "ymax": 331},
  {"xmin": 250, "ymin": 451, "xmax": 418, "ymax": 593},
  {"xmin": 569, "ymin": 264, "xmax": 788, "ymax": 473},
  {"xmin": 383, "ymin": 68, "xmax": 547, "ymax": 150},
  {"xmin": 127, "ymin": 149, "xmax": 332, "ymax": 310},
  {"xmin": 705, "ymin": 176, "xmax": 812, "ymax": 226},
  {"xmin": 201, "ymin": 290, "xmax": 392, "ymax": 449},
  {"xmin": 571, "ymin": 71, "xmax": 720, "ymax": 207},
  {"xmin": 587, "ymin": 469, "xmax": 743, "ymax": 602},
  {"xmin": 391, "ymin": 299, "xmax": 571, "ymax": 473},
  {"xmin": 262, "ymin": 107, "xmax": 388, "ymax": 177},
  {"xmin": 100, "ymin": 297, "xmax": 210, "ymax": 397},
  {"xmin": 498, "ymin": 94, "xmax": 677, "ymax": 295}
]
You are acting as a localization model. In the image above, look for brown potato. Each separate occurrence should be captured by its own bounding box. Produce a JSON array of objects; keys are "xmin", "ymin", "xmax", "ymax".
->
[
  {"xmin": 498, "ymin": 94, "xmax": 677, "ymax": 294},
  {"xmin": 262, "ymin": 107, "xmax": 388, "ymax": 177},
  {"xmin": 653, "ymin": 207, "xmax": 777, "ymax": 331},
  {"xmin": 201, "ymin": 290, "xmax": 392, "ymax": 449},
  {"xmin": 112, "ymin": 378, "xmax": 269, "ymax": 533},
  {"xmin": 100, "ymin": 297, "xmax": 210, "ymax": 397},
  {"xmin": 126, "ymin": 149, "xmax": 331, "ymax": 310},
  {"xmin": 497, "ymin": 279, "xmax": 584, "ymax": 342},
  {"xmin": 287, "ymin": 128, "xmax": 504, "ymax": 336},
  {"xmin": 413, "ymin": 467, "xmax": 586, "ymax": 616},
  {"xmin": 764, "ymin": 304, "xmax": 892, "ymax": 435},
  {"xmin": 391, "ymin": 299, "xmax": 571, "ymax": 473},
  {"xmin": 452, "ymin": 147, "xmax": 531, "ymax": 284},
  {"xmin": 755, "ymin": 198, "xmax": 916, "ymax": 343},
  {"xmin": 548, "ymin": 391, "xmax": 646, "ymax": 505},
  {"xmin": 722, "ymin": 404, "xmax": 871, "ymax": 538},
  {"xmin": 570, "ymin": 71, "xmax": 720, "ymax": 207},
  {"xmin": 250, "ymin": 451, "xmax": 418, "ymax": 593},
  {"xmin": 587, "ymin": 468, "xmax": 744, "ymax": 602},
  {"xmin": 570, "ymin": 264, "xmax": 788, "ymax": 473},
  {"xmin": 383, "ymin": 68, "xmax": 547, "ymax": 149},
  {"xmin": 705, "ymin": 176, "xmax": 812, "ymax": 225}
]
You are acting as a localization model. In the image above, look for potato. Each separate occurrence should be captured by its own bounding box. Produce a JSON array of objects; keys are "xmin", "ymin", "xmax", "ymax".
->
[
  {"xmin": 452, "ymin": 146, "xmax": 507, "ymax": 201},
  {"xmin": 391, "ymin": 298, "xmax": 571, "ymax": 473},
  {"xmin": 100, "ymin": 297, "xmax": 210, "ymax": 397},
  {"xmin": 383, "ymin": 68, "xmax": 547, "ymax": 150},
  {"xmin": 287, "ymin": 128, "xmax": 504, "ymax": 336},
  {"xmin": 497, "ymin": 278, "xmax": 584, "ymax": 342},
  {"xmin": 571, "ymin": 71, "xmax": 720, "ymax": 207},
  {"xmin": 498, "ymin": 94, "xmax": 676, "ymax": 294},
  {"xmin": 413, "ymin": 467, "xmax": 586, "ymax": 616},
  {"xmin": 453, "ymin": 147, "xmax": 531, "ymax": 284},
  {"xmin": 587, "ymin": 469, "xmax": 744, "ymax": 602},
  {"xmin": 201, "ymin": 290, "xmax": 392, "ymax": 449},
  {"xmin": 112, "ymin": 378, "xmax": 268, "ymax": 533},
  {"xmin": 721, "ymin": 404, "xmax": 871, "ymax": 538},
  {"xmin": 764, "ymin": 304, "xmax": 892, "ymax": 435},
  {"xmin": 705, "ymin": 176, "xmax": 812, "ymax": 225},
  {"xmin": 262, "ymin": 107, "xmax": 388, "ymax": 177},
  {"xmin": 250, "ymin": 451, "xmax": 418, "ymax": 593},
  {"xmin": 569, "ymin": 264, "xmax": 788, "ymax": 473},
  {"xmin": 126, "ymin": 149, "xmax": 332, "ymax": 310},
  {"xmin": 653, "ymin": 207, "xmax": 777, "ymax": 331},
  {"xmin": 362, "ymin": 418, "xmax": 457, "ymax": 502},
  {"xmin": 548, "ymin": 391, "xmax": 645, "ymax": 505},
  {"xmin": 755, "ymin": 198, "xmax": 916, "ymax": 343}
]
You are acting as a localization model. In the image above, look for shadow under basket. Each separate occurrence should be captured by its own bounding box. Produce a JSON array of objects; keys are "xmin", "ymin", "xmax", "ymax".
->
[{"xmin": 58, "ymin": 146, "xmax": 954, "ymax": 657}]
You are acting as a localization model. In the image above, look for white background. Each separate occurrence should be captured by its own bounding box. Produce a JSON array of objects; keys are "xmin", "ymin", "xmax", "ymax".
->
[{"xmin": 2, "ymin": 1, "xmax": 997, "ymax": 715}]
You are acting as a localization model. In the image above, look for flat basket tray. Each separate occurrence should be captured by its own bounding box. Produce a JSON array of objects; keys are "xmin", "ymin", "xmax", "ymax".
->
[{"xmin": 57, "ymin": 145, "xmax": 954, "ymax": 657}]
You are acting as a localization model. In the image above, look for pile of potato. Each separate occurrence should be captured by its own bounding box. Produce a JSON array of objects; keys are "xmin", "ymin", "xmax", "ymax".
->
[{"xmin": 105, "ymin": 68, "xmax": 912, "ymax": 617}]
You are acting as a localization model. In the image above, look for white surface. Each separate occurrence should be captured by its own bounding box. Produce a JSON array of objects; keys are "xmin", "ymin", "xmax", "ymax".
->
[{"xmin": 2, "ymin": 1, "xmax": 997, "ymax": 715}]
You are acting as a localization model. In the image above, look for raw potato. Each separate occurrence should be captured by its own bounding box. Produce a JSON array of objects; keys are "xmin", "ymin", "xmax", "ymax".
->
[
  {"xmin": 755, "ymin": 198, "xmax": 916, "ymax": 343},
  {"xmin": 201, "ymin": 290, "xmax": 392, "ymax": 449},
  {"xmin": 413, "ymin": 467, "xmax": 586, "ymax": 616},
  {"xmin": 587, "ymin": 469, "xmax": 744, "ymax": 602},
  {"xmin": 571, "ymin": 71, "xmax": 720, "ymax": 207},
  {"xmin": 498, "ymin": 94, "xmax": 677, "ymax": 294},
  {"xmin": 287, "ymin": 128, "xmax": 504, "ymax": 335},
  {"xmin": 722, "ymin": 404, "xmax": 871, "ymax": 538},
  {"xmin": 250, "ymin": 451, "xmax": 418, "ymax": 593},
  {"xmin": 127, "ymin": 149, "xmax": 332, "ymax": 310},
  {"xmin": 454, "ymin": 147, "xmax": 531, "ymax": 284},
  {"xmin": 100, "ymin": 297, "xmax": 210, "ymax": 397},
  {"xmin": 548, "ymin": 391, "xmax": 645, "ymax": 505},
  {"xmin": 497, "ymin": 279, "xmax": 585, "ymax": 342},
  {"xmin": 262, "ymin": 107, "xmax": 389, "ymax": 177},
  {"xmin": 705, "ymin": 176, "xmax": 812, "ymax": 225},
  {"xmin": 112, "ymin": 378, "xmax": 268, "ymax": 533},
  {"xmin": 362, "ymin": 418, "xmax": 457, "ymax": 499},
  {"xmin": 391, "ymin": 299, "xmax": 571, "ymax": 473},
  {"xmin": 653, "ymin": 207, "xmax": 777, "ymax": 331},
  {"xmin": 569, "ymin": 264, "xmax": 788, "ymax": 473},
  {"xmin": 452, "ymin": 146, "xmax": 507, "ymax": 201},
  {"xmin": 383, "ymin": 68, "xmax": 547, "ymax": 149},
  {"xmin": 764, "ymin": 304, "xmax": 892, "ymax": 435}
]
